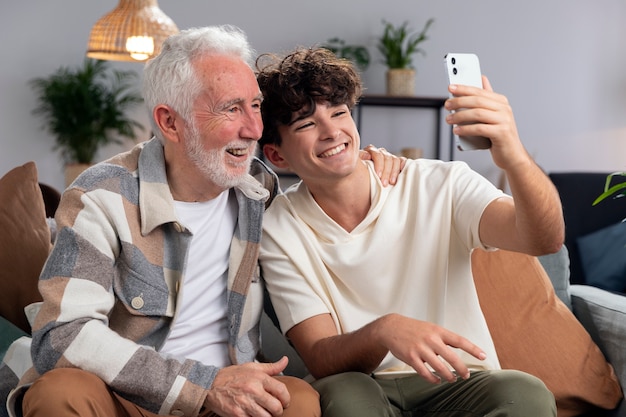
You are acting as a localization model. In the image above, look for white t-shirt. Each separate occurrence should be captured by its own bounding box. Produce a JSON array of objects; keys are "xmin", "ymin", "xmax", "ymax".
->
[
  {"xmin": 161, "ymin": 190, "xmax": 237, "ymax": 367},
  {"xmin": 260, "ymin": 159, "xmax": 508, "ymax": 375}
]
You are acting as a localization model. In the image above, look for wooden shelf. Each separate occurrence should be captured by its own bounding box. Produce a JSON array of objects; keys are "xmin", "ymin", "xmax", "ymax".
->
[
  {"xmin": 359, "ymin": 95, "xmax": 446, "ymax": 108},
  {"xmin": 354, "ymin": 95, "xmax": 452, "ymax": 160}
]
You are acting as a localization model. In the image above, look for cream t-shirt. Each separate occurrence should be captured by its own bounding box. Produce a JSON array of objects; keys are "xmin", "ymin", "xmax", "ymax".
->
[{"xmin": 260, "ymin": 159, "xmax": 508, "ymax": 375}]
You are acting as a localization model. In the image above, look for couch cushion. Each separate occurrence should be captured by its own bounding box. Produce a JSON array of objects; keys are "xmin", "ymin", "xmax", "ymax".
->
[
  {"xmin": 472, "ymin": 248, "xmax": 623, "ymax": 417},
  {"xmin": 570, "ymin": 284, "xmax": 626, "ymax": 416},
  {"xmin": 538, "ymin": 245, "xmax": 572, "ymax": 310},
  {"xmin": 0, "ymin": 162, "xmax": 48, "ymax": 333},
  {"xmin": 577, "ymin": 221, "xmax": 626, "ymax": 293}
]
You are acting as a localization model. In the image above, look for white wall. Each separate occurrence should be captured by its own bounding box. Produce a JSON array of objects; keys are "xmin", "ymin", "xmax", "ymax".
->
[{"xmin": 2, "ymin": 0, "xmax": 626, "ymax": 191}]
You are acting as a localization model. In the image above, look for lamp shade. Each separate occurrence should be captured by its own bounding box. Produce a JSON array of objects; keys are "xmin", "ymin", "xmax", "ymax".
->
[{"xmin": 87, "ymin": 0, "xmax": 178, "ymax": 62}]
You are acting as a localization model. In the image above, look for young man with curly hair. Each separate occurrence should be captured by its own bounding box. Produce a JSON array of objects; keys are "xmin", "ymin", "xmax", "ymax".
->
[{"xmin": 256, "ymin": 47, "xmax": 564, "ymax": 417}]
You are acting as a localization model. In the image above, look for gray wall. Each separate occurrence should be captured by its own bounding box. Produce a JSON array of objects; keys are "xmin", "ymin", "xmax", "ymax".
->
[{"xmin": 2, "ymin": 0, "xmax": 626, "ymax": 191}]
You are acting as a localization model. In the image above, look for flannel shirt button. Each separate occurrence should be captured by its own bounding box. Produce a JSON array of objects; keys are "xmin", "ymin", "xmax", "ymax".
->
[
  {"xmin": 171, "ymin": 410, "xmax": 184, "ymax": 416},
  {"xmin": 131, "ymin": 296, "xmax": 144, "ymax": 310}
]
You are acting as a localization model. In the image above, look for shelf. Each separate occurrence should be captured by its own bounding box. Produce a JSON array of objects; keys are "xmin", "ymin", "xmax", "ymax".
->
[
  {"xmin": 358, "ymin": 95, "xmax": 447, "ymax": 108},
  {"xmin": 354, "ymin": 95, "xmax": 452, "ymax": 160}
]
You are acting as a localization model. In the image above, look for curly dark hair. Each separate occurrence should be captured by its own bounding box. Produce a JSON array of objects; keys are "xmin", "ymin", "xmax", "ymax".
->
[{"xmin": 256, "ymin": 47, "xmax": 363, "ymax": 147}]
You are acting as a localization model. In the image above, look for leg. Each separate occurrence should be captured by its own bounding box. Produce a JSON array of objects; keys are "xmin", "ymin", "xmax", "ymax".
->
[
  {"xmin": 474, "ymin": 370, "xmax": 556, "ymax": 417},
  {"xmin": 379, "ymin": 369, "xmax": 556, "ymax": 417},
  {"xmin": 274, "ymin": 375, "xmax": 320, "ymax": 417},
  {"xmin": 22, "ymin": 368, "xmax": 157, "ymax": 417},
  {"xmin": 312, "ymin": 372, "xmax": 399, "ymax": 417}
]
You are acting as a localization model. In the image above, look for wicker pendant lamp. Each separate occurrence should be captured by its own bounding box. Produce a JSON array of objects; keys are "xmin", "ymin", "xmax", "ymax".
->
[{"xmin": 87, "ymin": 0, "xmax": 178, "ymax": 62}]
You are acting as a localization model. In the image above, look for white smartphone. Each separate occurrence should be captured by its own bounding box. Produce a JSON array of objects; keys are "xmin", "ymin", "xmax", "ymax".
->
[{"xmin": 444, "ymin": 53, "xmax": 491, "ymax": 151}]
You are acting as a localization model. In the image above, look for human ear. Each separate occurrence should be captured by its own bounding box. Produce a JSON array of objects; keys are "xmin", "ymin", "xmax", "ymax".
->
[
  {"xmin": 263, "ymin": 144, "xmax": 290, "ymax": 169},
  {"xmin": 154, "ymin": 105, "xmax": 181, "ymax": 143}
]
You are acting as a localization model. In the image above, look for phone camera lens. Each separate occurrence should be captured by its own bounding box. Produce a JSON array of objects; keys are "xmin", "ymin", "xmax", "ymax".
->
[
  {"xmin": 451, "ymin": 57, "xmax": 456, "ymax": 64},
  {"xmin": 453, "ymin": 68, "xmax": 457, "ymax": 75}
]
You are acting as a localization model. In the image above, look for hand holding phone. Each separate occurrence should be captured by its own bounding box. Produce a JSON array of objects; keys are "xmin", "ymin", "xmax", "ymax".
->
[{"xmin": 444, "ymin": 53, "xmax": 491, "ymax": 151}]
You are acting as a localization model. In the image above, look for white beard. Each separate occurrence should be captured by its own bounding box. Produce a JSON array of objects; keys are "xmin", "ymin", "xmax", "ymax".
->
[{"xmin": 184, "ymin": 120, "xmax": 255, "ymax": 190}]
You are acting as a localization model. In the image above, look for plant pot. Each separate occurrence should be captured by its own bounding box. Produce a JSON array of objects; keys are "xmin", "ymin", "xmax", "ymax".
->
[
  {"xmin": 386, "ymin": 69, "xmax": 416, "ymax": 96},
  {"xmin": 65, "ymin": 163, "xmax": 92, "ymax": 187}
]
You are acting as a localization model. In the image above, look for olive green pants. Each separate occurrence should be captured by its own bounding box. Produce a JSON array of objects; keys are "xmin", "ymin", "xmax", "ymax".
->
[{"xmin": 312, "ymin": 370, "xmax": 556, "ymax": 417}]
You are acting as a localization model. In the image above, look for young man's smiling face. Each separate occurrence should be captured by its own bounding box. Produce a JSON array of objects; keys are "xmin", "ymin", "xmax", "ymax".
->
[{"xmin": 269, "ymin": 101, "xmax": 362, "ymax": 184}]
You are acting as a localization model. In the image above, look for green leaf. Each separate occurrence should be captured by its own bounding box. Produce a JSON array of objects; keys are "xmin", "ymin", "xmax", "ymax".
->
[
  {"xmin": 592, "ymin": 172, "xmax": 626, "ymax": 205},
  {"xmin": 377, "ymin": 18, "xmax": 434, "ymax": 69},
  {"xmin": 323, "ymin": 38, "xmax": 371, "ymax": 71}
]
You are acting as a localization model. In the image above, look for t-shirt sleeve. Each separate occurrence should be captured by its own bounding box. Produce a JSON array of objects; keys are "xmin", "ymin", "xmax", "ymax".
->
[{"xmin": 260, "ymin": 197, "xmax": 333, "ymax": 335}]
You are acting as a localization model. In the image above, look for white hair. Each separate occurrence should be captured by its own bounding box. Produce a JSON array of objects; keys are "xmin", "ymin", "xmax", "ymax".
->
[{"xmin": 142, "ymin": 25, "xmax": 255, "ymax": 141}]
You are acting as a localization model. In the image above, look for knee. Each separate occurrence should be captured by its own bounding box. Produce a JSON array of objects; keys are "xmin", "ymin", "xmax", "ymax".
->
[
  {"xmin": 275, "ymin": 376, "xmax": 320, "ymax": 417},
  {"xmin": 312, "ymin": 372, "xmax": 394, "ymax": 417},
  {"xmin": 27, "ymin": 368, "xmax": 105, "ymax": 397},
  {"xmin": 313, "ymin": 371, "xmax": 379, "ymax": 398},
  {"xmin": 488, "ymin": 370, "xmax": 556, "ymax": 417},
  {"xmin": 23, "ymin": 368, "xmax": 111, "ymax": 417}
]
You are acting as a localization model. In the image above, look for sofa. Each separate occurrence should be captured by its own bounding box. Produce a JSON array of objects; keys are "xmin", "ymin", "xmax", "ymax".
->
[
  {"xmin": 549, "ymin": 172, "xmax": 626, "ymax": 290},
  {"xmin": 1, "ymin": 163, "xmax": 625, "ymax": 417},
  {"xmin": 543, "ymin": 172, "xmax": 626, "ymax": 416}
]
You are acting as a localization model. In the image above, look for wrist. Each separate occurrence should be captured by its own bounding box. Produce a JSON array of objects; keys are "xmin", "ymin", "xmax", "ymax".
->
[
  {"xmin": 501, "ymin": 151, "xmax": 535, "ymax": 177},
  {"xmin": 371, "ymin": 314, "xmax": 396, "ymax": 347}
]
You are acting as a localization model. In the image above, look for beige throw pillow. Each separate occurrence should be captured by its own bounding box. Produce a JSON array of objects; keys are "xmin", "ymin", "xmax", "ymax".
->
[
  {"xmin": 472, "ymin": 248, "xmax": 622, "ymax": 416},
  {"xmin": 0, "ymin": 162, "xmax": 49, "ymax": 333}
]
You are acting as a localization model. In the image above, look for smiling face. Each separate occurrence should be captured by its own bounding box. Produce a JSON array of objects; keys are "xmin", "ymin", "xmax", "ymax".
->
[
  {"xmin": 266, "ymin": 101, "xmax": 362, "ymax": 184},
  {"xmin": 183, "ymin": 54, "xmax": 263, "ymax": 190}
]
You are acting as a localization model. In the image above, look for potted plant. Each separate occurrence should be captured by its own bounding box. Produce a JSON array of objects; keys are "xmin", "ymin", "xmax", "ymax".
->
[
  {"xmin": 323, "ymin": 37, "xmax": 371, "ymax": 71},
  {"xmin": 377, "ymin": 18, "xmax": 435, "ymax": 96},
  {"xmin": 30, "ymin": 58, "xmax": 145, "ymax": 185}
]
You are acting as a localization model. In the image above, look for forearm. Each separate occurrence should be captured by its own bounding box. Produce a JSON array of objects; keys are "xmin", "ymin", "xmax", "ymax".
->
[
  {"xmin": 504, "ymin": 157, "xmax": 564, "ymax": 255},
  {"xmin": 292, "ymin": 315, "xmax": 391, "ymax": 379}
]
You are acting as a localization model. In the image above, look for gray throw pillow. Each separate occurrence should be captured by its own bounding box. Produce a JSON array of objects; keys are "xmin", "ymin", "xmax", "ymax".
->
[
  {"xmin": 538, "ymin": 245, "xmax": 572, "ymax": 310},
  {"xmin": 577, "ymin": 221, "xmax": 626, "ymax": 293}
]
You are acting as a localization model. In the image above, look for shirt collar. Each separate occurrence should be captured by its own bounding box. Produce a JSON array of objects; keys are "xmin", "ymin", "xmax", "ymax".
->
[{"xmin": 137, "ymin": 137, "xmax": 273, "ymax": 235}]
